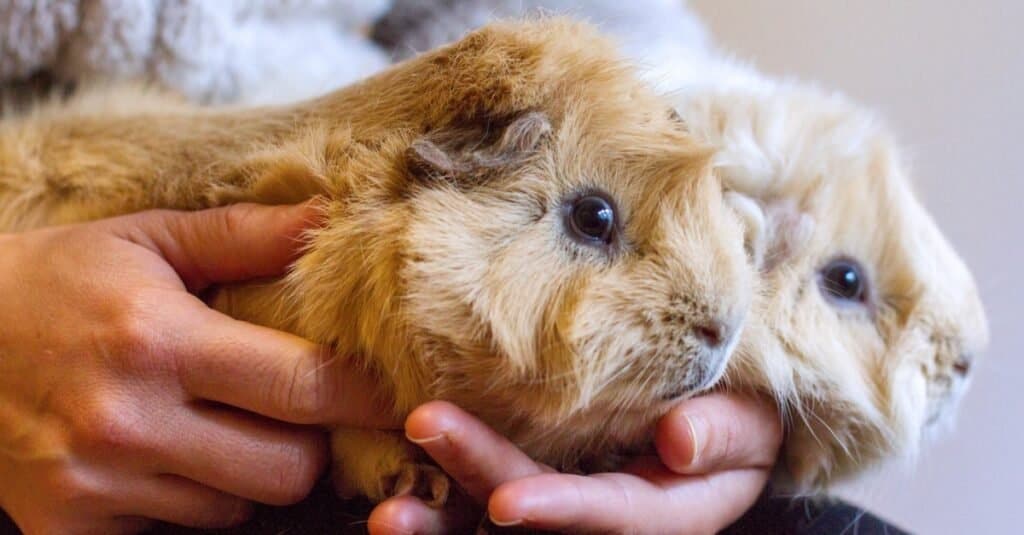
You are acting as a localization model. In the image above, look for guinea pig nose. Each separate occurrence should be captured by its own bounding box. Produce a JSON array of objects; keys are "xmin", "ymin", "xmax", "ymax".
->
[
  {"xmin": 695, "ymin": 321, "xmax": 728, "ymax": 349},
  {"xmin": 953, "ymin": 353, "xmax": 973, "ymax": 376}
]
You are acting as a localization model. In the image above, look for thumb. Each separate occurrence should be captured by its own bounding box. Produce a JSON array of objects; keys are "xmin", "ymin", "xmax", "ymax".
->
[
  {"xmin": 110, "ymin": 201, "xmax": 325, "ymax": 292},
  {"xmin": 655, "ymin": 393, "xmax": 782, "ymax": 475}
]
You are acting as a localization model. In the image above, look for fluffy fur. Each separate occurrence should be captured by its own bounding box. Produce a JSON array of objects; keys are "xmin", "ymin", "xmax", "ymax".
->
[
  {"xmin": 0, "ymin": 14, "xmax": 989, "ymax": 501},
  {"xmin": 672, "ymin": 82, "xmax": 989, "ymax": 490},
  {"xmin": 364, "ymin": 3, "xmax": 991, "ymax": 492},
  {"xmin": 0, "ymin": 20, "xmax": 756, "ymax": 504}
]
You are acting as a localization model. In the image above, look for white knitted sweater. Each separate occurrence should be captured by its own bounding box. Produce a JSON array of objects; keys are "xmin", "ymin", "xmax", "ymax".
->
[
  {"xmin": 0, "ymin": 0, "xmax": 392, "ymax": 104},
  {"xmin": 0, "ymin": 0, "xmax": 720, "ymax": 105}
]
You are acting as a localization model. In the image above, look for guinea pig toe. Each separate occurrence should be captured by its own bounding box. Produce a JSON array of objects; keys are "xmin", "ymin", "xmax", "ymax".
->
[{"xmin": 391, "ymin": 463, "xmax": 451, "ymax": 508}]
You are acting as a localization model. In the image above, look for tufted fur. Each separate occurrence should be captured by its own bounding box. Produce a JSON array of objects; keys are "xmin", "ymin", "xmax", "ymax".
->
[
  {"xmin": 0, "ymin": 15, "xmax": 989, "ymax": 502},
  {"xmin": 365, "ymin": 5, "xmax": 991, "ymax": 494},
  {"xmin": 372, "ymin": 3, "xmax": 992, "ymax": 493},
  {"xmin": 0, "ymin": 20, "xmax": 756, "ymax": 504},
  {"xmin": 672, "ymin": 83, "xmax": 989, "ymax": 490}
]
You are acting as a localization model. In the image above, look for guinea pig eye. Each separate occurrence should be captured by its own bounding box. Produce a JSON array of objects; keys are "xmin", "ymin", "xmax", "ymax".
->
[
  {"xmin": 566, "ymin": 194, "xmax": 616, "ymax": 245},
  {"xmin": 819, "ymin": 258, "xmax": 868, "ymax": 303}
]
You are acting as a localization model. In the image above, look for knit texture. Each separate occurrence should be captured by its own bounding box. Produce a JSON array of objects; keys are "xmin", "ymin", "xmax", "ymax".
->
[
  {"xmin": 0, "ymin": 0, "xmax": 719, "ymax": 105},
  {"xmin": 0, "ymin": 0, "xmax": 392, "ymax": 104}
]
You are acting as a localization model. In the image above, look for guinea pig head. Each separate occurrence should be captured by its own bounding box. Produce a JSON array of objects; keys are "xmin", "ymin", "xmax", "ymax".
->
[
  {"xmin": 676, "ymin": 86, "xmax": 989, "ymax": 490},
  {"xmin": 394, "ymin": 105, "xmax": 755, "ymax": 466},
  {"xmin": 286, "ymin": 89, "xmax": 755, "ymax": 470}
]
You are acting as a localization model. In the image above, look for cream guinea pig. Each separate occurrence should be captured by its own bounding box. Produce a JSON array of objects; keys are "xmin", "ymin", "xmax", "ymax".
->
[{"xmin": 669, "ymin": 78, "xmax": 989, "ymax": 490}]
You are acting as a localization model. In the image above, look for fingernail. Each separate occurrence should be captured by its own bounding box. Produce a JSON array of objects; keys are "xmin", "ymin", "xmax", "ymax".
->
[
  {"xmin": 489, "ymin": 514, "xmax": 523, "ymax": 527},
  {"xmin": 683, "ymin": 412, "xmax": 707, "ymax": 467},
  {"xmin": 405, "ymin": 431, "xmax": 446, "ymax": 445}
]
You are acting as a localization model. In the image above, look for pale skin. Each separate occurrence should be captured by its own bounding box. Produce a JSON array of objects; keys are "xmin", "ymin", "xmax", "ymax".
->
[{"xmin": 0, "ymin": 201, "xmax": 782, "ymax": 534}]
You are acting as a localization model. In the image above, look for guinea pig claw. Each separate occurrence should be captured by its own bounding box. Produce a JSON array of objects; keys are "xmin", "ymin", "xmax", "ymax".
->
[{"xmin": 392, "ymin": 463, "xmax": 451, "ymax": 508}]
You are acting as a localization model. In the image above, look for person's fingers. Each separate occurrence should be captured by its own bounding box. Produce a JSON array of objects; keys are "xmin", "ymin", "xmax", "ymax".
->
[
  {"xmin": 176, "ymin": 309, "xmax": 397, "ymax": 428},
  {"xmin": 115, "ymin": 474, "xmax": 252, "ymax": 529},
  {"xmin": 487, "ymin": 467, "xmax": 767, "ymax": 534},
  {"xmin": 154, "ymin": 404, "xmax": 326, "ymax": 506},
  {"xmin": 367, "ymin": 496, "xmax": 448, "ymax": 535},
  {"xmin": 110, "ymin": 201, "xmax": 325, "ymax": 292},
  {"xmin": 655, "ymin": 392, "xmax": 782, "ymax": 475},
  {"xmin": 404, "ymin": 401, "xmax": 553, "ymax": 504},
  {"xmin": 368, "ymin": 491, "xmax": 482, "ymax": 535}
]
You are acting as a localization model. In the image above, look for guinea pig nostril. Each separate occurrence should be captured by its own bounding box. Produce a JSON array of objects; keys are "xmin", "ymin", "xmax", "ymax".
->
[
  {"xmin": 695, "ymin": 322, "xmax": 726, "ymax": 348},
  {"xmin": 953, "ymin": 354, "xmax": 972, "ymax": 376}
]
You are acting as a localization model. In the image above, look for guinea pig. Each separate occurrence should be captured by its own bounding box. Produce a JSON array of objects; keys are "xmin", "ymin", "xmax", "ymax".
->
[
  {"xmin": 369, "ymin": 3, "xmax": 991, "ymax": 492},
  {"xmin": 667, "ymin": 73, "xmax": 989, "ymax": 490},
  {"xmin": 0, "ymin": 20, "xmax": 755, "ymax": 505}
]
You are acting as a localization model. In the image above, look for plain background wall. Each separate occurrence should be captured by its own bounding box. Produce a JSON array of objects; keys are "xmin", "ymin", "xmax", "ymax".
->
[{"xmin": 687, "ymin": 1, "xmax": 1022, "ymax": 533}]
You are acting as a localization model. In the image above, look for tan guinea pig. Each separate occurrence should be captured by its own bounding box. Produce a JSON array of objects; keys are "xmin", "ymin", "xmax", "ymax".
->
[
  {"xmin": 670, "ymin": 77, "xmax": 989, "ymax": 491},
  {"xmin": 0, "ymin": 20, "xmax": 756, "ymax": 505}
]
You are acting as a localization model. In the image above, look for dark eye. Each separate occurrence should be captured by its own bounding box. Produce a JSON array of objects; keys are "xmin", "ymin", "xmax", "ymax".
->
[
  {"xmin": 567, "ymin": 194, "xmax": 616, "ymax": 245},
  {"xmin": 819, "ymin": 259, "xmax": 867, "ymax": 303}
]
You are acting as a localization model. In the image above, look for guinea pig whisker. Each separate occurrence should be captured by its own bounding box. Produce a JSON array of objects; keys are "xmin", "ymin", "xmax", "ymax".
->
[
  {"xmin": 792, "ymin": 404, "xmax": 829, "ymax": 454},
  {"xmin": 810, "ymin": 410, "xmax": 853, "ymax": 460}
]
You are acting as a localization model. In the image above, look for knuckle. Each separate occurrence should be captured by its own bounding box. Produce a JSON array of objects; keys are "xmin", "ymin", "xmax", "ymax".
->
[
  {"xmin": 44, "ymin": 467, "xmax": 103, "ymax": 506},
  {"xmin": 277, "ymin": 351, "xmax": 334, "ymax": 422},
  {"xmin": 103, "ymin": 298, "xmax": 171, "ymax": 372},
  {"xmin": 705, "ymin": 410, "xmax": 742, "ymax": 468},
  {"xmin": 217, "ymin": 204, "xmax": 257, "ymax": 237},
  {"xmin": 77, "ymin": 398, "xmax": 150, "ymax": 454},
  {"xmin": 107, "ymin": 303, "xmax": 156, "ymax": 354},
  {"xmin": 267, "ymin": 440, "xmax": 322, "ymax": 504}
]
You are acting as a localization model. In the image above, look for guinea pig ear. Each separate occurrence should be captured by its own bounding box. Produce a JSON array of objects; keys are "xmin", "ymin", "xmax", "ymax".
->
[
  {"xmin": 406, "ymin": 138, "xmax": 466, "ymax": 181},
  {"xmin": 490, "ymin": 111, "xmax": 553, "ymax": 156},
  {"xmin": 762, "ymin": 199, "xmax": 815, "ymax": 271},
  {"xmin": 724, "ymin": 191, "xmax": 768, "ymax": 268},
  {"xmin": 668, "ymin": 107, "xmax": 688, "ymax": 130},
  {"xmin": 405, "ymin": 111, "xmax": 552, "ymax": 186},
  {"xmin": 724, "ymin": 191, "xmax": 815, "ymax": 272}
]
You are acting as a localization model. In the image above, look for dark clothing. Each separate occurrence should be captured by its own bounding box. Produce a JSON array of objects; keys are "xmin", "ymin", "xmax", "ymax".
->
[{"xmin": 0, "ymin": 480, "xmax": 910, "ymax": 534}]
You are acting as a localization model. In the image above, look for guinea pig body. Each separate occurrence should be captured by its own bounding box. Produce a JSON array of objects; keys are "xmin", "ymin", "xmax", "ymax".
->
[
  {"xmin": 366, "ymin": 5, "xmax": 991, "ymax": 492},
  {"xmin": 0, "ymin": 20, "xmax": 755, "ymax": 505},
  {"xmin": 668, "ymin": 64, "xmax": 989, "ymax": 490}
]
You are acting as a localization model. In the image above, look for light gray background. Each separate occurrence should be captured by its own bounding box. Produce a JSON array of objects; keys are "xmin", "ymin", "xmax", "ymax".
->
[{"xmin": 688, "ymin": 1, "xmax": 1022, "ymax": 533}]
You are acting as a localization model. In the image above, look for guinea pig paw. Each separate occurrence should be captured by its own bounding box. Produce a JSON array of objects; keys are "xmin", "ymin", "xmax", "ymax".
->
[{"xmin": 389, "ymin": 462, "xmax": 451, "ymax": 508}]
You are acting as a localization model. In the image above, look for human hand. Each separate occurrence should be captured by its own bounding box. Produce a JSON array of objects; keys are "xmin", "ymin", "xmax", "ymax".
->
[
  {"xmin": 368, "ymin": 394, "xmax": 781, "ymax": 534},
  {"xmin": 0, "ymin": 203, "xmax": 395, "ymax": 534}
]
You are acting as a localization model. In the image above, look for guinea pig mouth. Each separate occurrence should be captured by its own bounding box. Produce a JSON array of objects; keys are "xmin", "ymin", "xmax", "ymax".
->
[
  {"xmin": 660, "ymin": 355, "xmax": 732, "ymax": 401},
  {"xmin": 662, "ymin": 332, "xmax": 741, "ymax": 400}
]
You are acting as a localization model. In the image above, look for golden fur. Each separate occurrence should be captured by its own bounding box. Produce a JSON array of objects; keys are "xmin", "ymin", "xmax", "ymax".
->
[
  {"xmin": 0, "ymin": 20, "xmax": 755, "ymax": 503},
  {"xmin": 0, "ymin": 18, "xmax": 987, "ymax": 502}
]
